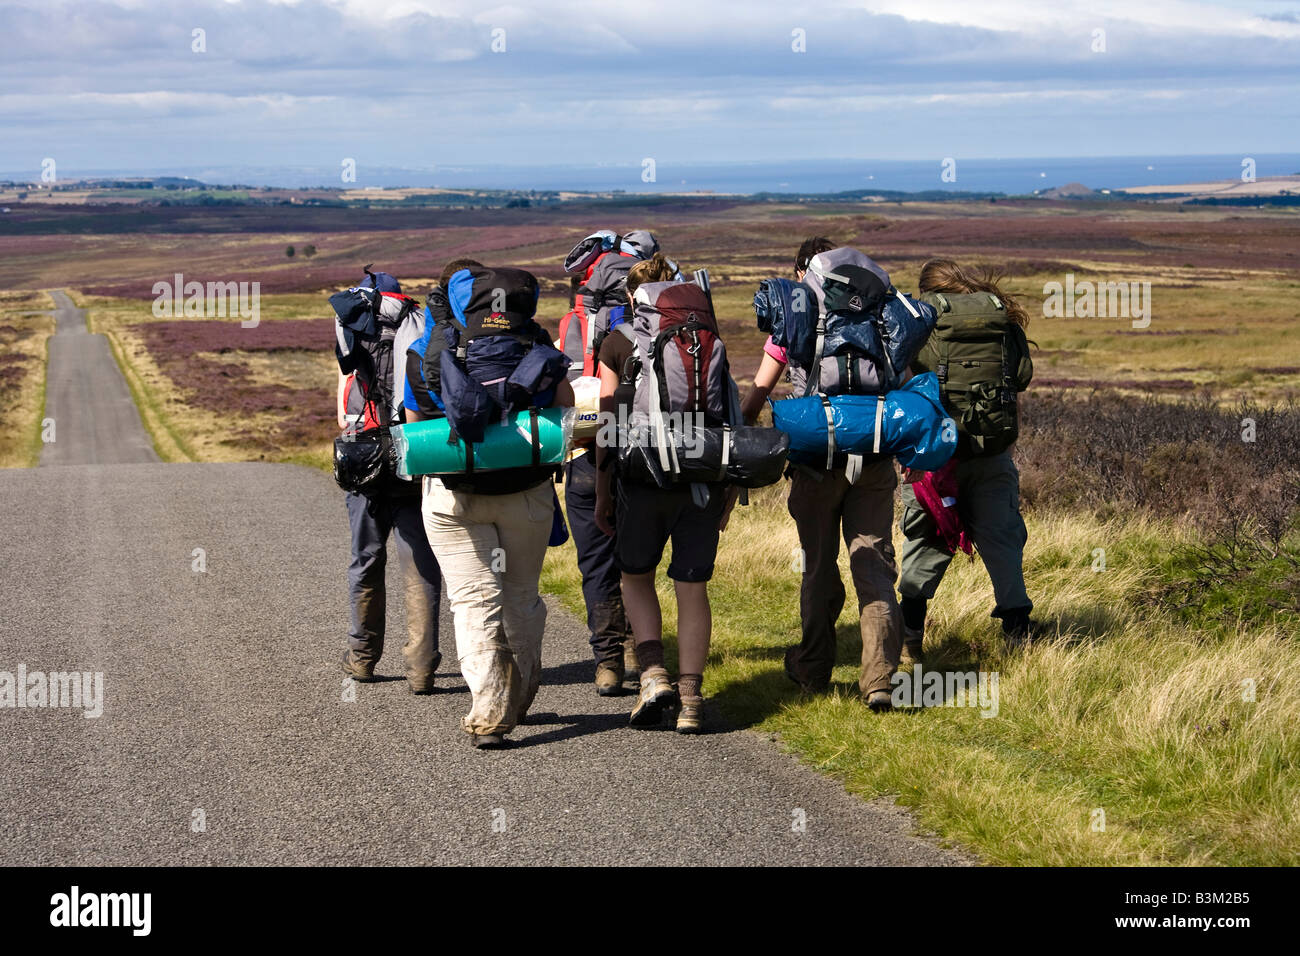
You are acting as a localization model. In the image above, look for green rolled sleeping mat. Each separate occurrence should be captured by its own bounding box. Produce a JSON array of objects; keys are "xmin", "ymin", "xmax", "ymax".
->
[{"xmin": 393, "ymin": 407, "xmax": 575, "ymax": 477}]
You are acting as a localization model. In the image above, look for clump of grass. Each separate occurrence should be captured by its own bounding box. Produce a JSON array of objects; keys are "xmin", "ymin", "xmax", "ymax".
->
[{"xmin": 0, "ymin": 294, "xmax": 55, "ymax": 467}]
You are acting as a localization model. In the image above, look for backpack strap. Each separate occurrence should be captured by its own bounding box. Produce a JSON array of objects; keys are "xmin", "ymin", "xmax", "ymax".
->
[
  {"xmin": 894, "ymin": 289, "xmax": 921, "ymax": 318},
  {"xmin": 644, "ymin": 331, "xmax": 677, "ymax": 476},
  {"xmin": 804, "ymin": 314, "xmax": 827, "ymax": 398},
  {"xmin": 820, "ymin": 396, "xmax": 836, "ymax": 471},
  {"xmin": 529, "ymin": 407, "xmax": 541, "ymax": 469},
  {"xmin": 846, "ymin": 454, "xmax": 863, "ymax": 485},
  {"xmin": 936, "ymin": 335, "xmax": 950, "ymax": 409}
]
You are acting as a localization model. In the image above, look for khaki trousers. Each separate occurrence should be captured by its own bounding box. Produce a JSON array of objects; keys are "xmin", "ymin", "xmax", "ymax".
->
[
  {"xmin": 787, "ymin": 460, "xmax": 902, "ymax": 696},
  {"xmin": 422, "ymin": 477, "xmax": 552, "ymax": 736}
]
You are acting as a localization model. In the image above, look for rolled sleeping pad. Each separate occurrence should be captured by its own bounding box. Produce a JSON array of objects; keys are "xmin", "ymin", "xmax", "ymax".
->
[
  {"xmin": 571, "ymin": 375, "xmax": 601, "ymax": 441},
  {"xmin": 618, "ymin": 422, "xmax": 790, "ymax": 489},
  {"xmin": 769, "ymin": 372, "xmax": 956, "ymax": 472},
  {"xmin": 393, "ymin": 407, "xmax": 575, "ymax": 477}
]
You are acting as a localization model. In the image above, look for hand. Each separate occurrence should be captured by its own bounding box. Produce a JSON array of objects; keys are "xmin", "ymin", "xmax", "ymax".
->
[
  {"xmin": 718, "ymin": 486, "xmax": 741, "ymax": 532},
  {"xmin": 900, "ymin": 466, "xmax": 922, "ymax": 484},
  {"xmin": 595, "ymin": 491, "xmax": 615, "ymax": 538}
]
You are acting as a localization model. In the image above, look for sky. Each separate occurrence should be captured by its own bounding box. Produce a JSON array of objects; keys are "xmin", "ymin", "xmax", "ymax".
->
[{"xmin": 1, "ymin": 0, "xmax": 1298, "ymax": 184}]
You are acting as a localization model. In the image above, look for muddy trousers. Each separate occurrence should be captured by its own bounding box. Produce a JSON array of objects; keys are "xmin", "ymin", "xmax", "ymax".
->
[
  {"xmin": 421, "ymin": 477, "xmax": 551, "ymax": 737},
  {"xmin": 346, "ymin": 487, "xmax": 442, "ymax": 683},
  {"xmin": 564, "ymin": 451, "xmax": 632, "ymax": 665},
  {"xmin": 787, "ymin": 460, "xmax": 902, "ymax": 696},
  {"xmin": 897, "ymin": 451, "xmax": 1032, "ymax": 631}
]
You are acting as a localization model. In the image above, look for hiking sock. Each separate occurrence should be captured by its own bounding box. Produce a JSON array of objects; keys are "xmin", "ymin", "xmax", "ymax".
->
[
  {"xmin": 677, "ymin": 673, "xmax": 703, "ymax": 701},
  {"xmin": 635, "ymin": 640, "xmax": 665, "ymax": 673},
  {"xmin": 900, "ymin": 595, "xmax": 928, "ymax": 633}
]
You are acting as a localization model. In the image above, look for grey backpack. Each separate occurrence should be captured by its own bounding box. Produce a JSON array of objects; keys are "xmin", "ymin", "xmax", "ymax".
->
[{"xmin": 619, "ymin": 274, "xmax": 742, "ymax": 478}]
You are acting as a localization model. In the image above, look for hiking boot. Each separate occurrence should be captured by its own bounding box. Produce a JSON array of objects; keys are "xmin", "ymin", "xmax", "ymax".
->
[
  {"xmin": 406, "ymin": 651, "xmax": 442, "ymax": 695},
  {"xmin": 630, "ymin": 667, "xmax": 678, "ymax": 727},
  {"xmin": 900, "ymin": 626, "xmax": 924, "ymax": 666},
  {"xmin": 865, "ymin": 690, "xmax": 893, "ymax": 713},
  {"xmin": 595, "ymin": 659, "xmax": 624, "ymax": 697},
  {"xmin": 1001, "ymin": 610, "xmax": 1042, "ymax": 651},
  {"xmin": 622, "ymin": 640, "xmax": 640, "ymax": 682},
  {"xmin": 341, "ymin": 649, "xmax": 377, "ymax": 683},
  {"xmin": 470, "ymin": 733, "xmax": 507, "ymax": 750},
  {"xmin": 783, "ymin": 647, "xmax": 828, "ymax": 694},
  {"xmin": 675, "ymin": 695, "xmax": 704, "ymax": 734}
]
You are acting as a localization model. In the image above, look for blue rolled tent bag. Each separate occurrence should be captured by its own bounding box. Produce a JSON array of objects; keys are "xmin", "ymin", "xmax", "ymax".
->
[{"xmin": 770, "ymin": 372, "xmax": 957, "ymax": 472}]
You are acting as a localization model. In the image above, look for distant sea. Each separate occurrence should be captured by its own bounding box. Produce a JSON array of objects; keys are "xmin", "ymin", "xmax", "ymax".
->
[{"xmin": 6, "ymin": 154, "xmax": 1300, "ymax": 195}]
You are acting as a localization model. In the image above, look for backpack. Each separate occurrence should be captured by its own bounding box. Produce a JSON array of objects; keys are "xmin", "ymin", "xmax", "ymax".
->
[
  {"xmin": 914, "ymin": 291, "xmax": 1033, "ymax": 457},
  {"xmin": 330, "ymin": 266, "xmax": 422, "ymax": 495},
  {"xmin": 331, "ymin": 265, "xmax": 422, "ymax": 430},
  {"xmin": 433, "ymin": 266, "xmax": 571, "ymax": 445},
  {"xmin": 618, "ymin": 273, "xmax": 743, "ymax": 479},
  {"xmin": 342, "ymin": 372, "xmax": 381, "ymax": 432},
  {"xmin": 760, "ymin": 248, "xmax": 936, "ymax": 398},
  {"xmin": 560, "ymin": 229, "xmax": 661, "ymax": 378}
]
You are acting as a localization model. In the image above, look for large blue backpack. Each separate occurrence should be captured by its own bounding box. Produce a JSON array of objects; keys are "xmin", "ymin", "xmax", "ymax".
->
[
  {"xmin": 753, "ymin": 248, "xmax": 937, "ymax": 397},
  {"xmin": 418, "ymin": 266, "xmax": 571, "ymax": 444}
]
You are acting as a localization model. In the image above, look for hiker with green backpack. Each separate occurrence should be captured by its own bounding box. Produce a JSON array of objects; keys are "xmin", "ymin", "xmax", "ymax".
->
[{"xmin": 898, "ymin": 258, "xmax": 1036, "ymax": 657}]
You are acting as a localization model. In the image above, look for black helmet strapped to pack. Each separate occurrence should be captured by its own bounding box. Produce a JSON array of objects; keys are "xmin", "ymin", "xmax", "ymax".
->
[{"xmin": 820, "ymin": 263, "xmax": 890, "ymax": 316}]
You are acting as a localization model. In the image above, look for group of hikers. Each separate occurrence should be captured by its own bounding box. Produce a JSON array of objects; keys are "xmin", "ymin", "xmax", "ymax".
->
[{"xmin": 330, "ymin": 230, "xmax": 1035, "ymax": 749}]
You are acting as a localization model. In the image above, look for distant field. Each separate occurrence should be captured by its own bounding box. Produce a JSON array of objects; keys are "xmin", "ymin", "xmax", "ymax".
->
[{"xmin": 6, "ymin": 196, "xmax": 1300, "ymax": 401}]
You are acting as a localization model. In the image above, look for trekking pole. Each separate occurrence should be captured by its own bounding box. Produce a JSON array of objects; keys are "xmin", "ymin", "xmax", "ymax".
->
[{"xmin": 694, "ymin": 268, "xmax": 715, "ymax": 315}]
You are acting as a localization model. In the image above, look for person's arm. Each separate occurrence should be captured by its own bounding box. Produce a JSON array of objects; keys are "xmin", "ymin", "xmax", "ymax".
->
[
  {"xmin": 593, "ymin": 363, "xmax": 619, "ymax": 537},
  {"xmin": 336, "ymin": 372, "xmax": 349, "ymax": 430},
  {"xmin": 741, "ymin": 352, "xmax": 787, "ymax": 425},
  {"xmin": 549, "ymin": 377, "xmax": 575, "ymax": 408}
]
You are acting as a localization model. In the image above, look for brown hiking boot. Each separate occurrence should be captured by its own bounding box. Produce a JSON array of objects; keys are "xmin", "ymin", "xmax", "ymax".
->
[
  {"xmin": 630, "ymin": 667, "xmax": 678, "ymax": 727},
  {"xmin": 901, "ymin": 626, "xmax": 924, "ymax": 666},
  {"xmin": 675, "ymin": 695, "xmax": 704, "ymax": 734},
  {"xmin": 622, "ymin": 640, "xmax": 640, "ymax": 681},
  {"xmin": 595, "ymin": 659, "xmax": 624, "ymax": 697},
  {"xmin": 341, "ymin": 649, "xmax": 377, "ymax": 683},
  {"xmin": 865, "ymin": 690, "xmax": 893, "ymax": 713}
]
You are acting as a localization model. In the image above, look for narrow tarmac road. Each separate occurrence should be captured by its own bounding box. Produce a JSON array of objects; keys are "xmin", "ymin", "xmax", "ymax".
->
[{"xmin": 39, "ymin": 289, "xmax": 158, "ymax": 466}]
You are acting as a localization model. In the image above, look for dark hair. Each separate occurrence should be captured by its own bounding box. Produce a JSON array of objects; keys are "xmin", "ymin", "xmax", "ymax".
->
[
  {"xmin": 794, "ymin": 237, "xmax": 836, "ymax": 276},
  {"xmin": 569, "ymin": 274, "xmax": 582, "ymax": 307},
  {"xmin": 439, "ymin": 258, "xmax": 483, "ymax": 287}
]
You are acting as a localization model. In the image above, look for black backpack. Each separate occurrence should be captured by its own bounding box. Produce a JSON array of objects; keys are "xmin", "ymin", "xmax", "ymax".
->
[{"xmin": 426, "ymin": 266, "xmax": 571, "ymax": 445}]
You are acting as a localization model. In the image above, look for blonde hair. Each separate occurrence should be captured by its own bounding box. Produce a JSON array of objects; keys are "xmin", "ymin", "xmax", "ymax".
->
[
  {"xmin": 626, "ymin": 252, "xmax": 678, "ymax": 298},
  {"xmin": 918, "ymin": 258, "xmax": 1030, "ymax": 330}
]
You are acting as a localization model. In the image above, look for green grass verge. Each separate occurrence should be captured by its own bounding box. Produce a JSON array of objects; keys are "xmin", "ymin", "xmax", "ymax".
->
[
  {"xmin": 541, "ymin": 484, "xmax": 1299, "ymax": 865},
  {"xmin": 95, "ymin": 319, "xmax": 193, "ymax": 463}
]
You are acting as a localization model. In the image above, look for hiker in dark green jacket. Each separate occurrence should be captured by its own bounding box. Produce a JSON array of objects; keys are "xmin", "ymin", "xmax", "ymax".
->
[{"xmin": 898, "ymin": 258, "xmax": 1036, "ymax": 659}]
